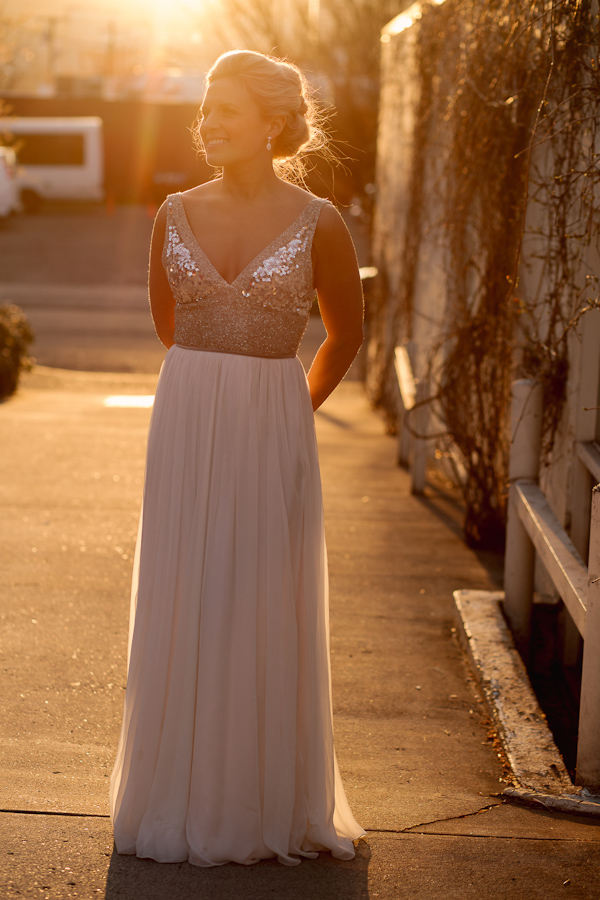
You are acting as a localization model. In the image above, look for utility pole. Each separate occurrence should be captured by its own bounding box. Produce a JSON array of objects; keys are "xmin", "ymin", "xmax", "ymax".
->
[
  {"xmin": 40, "ymin": 15, "xmax": 61, "ymax": 88},
  {"xmin": 308, "ymin": 0, "xmax": 320, "ymax": 43},
  {"xmin": 106, "ymin": 20, "xmax": 117, "ymax": 78}
]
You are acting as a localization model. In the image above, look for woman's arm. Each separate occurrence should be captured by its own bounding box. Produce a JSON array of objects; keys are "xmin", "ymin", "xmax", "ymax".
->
[
  {"xmin": 148, "ymin": 201, "xmax": 176, "ymax": 349},
  {"xmin": 308, "ymin": 205, "xmax": 364, "ymax": 411}
]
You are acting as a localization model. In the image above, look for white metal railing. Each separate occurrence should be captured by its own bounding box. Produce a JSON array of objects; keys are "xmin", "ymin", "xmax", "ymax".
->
[
  {"xmin": 504, "ymin": 379, "xmax": 600, "ymax": 786},
  {"xmin": 393, "ymin": 343, "xmax": 429, "ymax": 494},
  {"xmin": 577, "ymin": 440, "xmax": 600, "ymax": 484}
]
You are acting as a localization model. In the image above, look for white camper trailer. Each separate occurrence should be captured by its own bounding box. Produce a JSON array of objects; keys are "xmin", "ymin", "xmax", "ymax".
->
[{"xmin": 0, "ymin": 116, "xmax": 104, "ymax": 209}]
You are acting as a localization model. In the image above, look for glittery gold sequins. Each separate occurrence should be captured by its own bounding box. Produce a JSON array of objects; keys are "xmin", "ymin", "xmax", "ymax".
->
[
  {"xmin": 165, "ymin": 225, "xmax": 199, "ymax": 276},
  {"xmin": 161, "ymin": 193, "xmax": 328, "ymax": 359},
  {"xmin": 251, "ymin": 227, "xmax": 310, "ymax": 283}
]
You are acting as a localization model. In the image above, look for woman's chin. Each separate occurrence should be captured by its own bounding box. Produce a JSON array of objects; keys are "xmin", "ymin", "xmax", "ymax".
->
[{"xmin": 204, "ymin": 144, "xmax": 230, "ymax": 164}]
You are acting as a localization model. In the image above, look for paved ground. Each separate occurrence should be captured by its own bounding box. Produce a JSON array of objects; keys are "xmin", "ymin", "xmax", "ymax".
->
[
  {"xmin": 1, "ymin": 371, "xmax": 600, "ymax": 899},
  {"xmin": 1, "ymin": 205, "xmax": 599, "ymax": 897}
]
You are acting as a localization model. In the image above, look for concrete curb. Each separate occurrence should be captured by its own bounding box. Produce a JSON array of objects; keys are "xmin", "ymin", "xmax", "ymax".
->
[
  {"xmin": 503, "ymin": 787, "xmax": 600, "ymax": 819},
  {"xmin": 453, "ymin": 588, "xmax": 600, "ymax": 817}
]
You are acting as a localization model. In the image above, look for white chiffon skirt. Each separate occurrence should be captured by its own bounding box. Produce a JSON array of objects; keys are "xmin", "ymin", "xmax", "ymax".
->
[{"xmin": 109, "ymin": 345, "xmax": 365, "ymax": 867}]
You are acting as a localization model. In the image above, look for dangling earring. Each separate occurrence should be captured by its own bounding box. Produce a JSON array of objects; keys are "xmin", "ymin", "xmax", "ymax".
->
[{"xmin": 266, "ymin": 136, "xmax": 272, "ymax": 151}]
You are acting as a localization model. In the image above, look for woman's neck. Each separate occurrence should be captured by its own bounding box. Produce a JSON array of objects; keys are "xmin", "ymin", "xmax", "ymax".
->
[{"xmin": 219, "ymin": 159, "xmax": 281, "ymax": 205}]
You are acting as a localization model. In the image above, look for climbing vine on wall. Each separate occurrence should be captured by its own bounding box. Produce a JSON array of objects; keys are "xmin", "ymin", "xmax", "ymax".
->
[{"xmin": 371, "ymin": 0, "xmax": 600, "ymax": 548}]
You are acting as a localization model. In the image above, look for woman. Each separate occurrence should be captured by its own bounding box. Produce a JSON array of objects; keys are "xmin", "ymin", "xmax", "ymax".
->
[{"xmin": 110, "ymin": 49, "xmax": 365, "ymax": 868}]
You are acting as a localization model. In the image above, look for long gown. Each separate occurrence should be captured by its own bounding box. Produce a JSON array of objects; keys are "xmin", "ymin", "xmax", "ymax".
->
[{"xmin": 109, "ymin": 192, "xmax": 365, "ymax": 867}]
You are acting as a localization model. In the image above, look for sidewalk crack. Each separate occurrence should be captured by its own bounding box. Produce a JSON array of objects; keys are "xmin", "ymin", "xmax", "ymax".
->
[
  {"xmin": 0, "ymin": 808, "xmax": 109, "ymax": 819},
  {"xmin": 400, "ymin": 801, "xmax": 505, "ymax": 832}
]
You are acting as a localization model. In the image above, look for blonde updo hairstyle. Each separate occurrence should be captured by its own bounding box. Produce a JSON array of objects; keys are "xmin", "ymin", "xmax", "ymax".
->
[{"xmin": 195, "ymin": 49, "xmax": 328, "ymax": 184}]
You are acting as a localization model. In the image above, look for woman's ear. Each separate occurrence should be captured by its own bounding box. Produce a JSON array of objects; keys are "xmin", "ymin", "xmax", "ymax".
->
[{"xmin": 269, "ymin": 114, "xmax": 287, "ymax": 140}]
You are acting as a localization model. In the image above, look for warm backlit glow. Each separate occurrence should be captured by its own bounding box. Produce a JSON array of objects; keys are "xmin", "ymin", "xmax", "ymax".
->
[
  {"xmin": 103, "ymin": 395, "xmax": 155, "ymax": 408},
  {"xmin": 382, "ymin": 0, "xmax": 446, "ymax": 41},
  {"xmin": 2, "ymin": 0, "xmax": 210, "ymax": 98},
  {"xmin": 11, "ymin": 0, "xmax": 200, "ymax": 45}
]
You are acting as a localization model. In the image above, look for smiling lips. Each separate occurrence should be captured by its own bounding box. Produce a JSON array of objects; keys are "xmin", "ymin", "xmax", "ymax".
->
[{"xmin": 205, "ymin": 139, "xmax": 228, "ymax": 147}]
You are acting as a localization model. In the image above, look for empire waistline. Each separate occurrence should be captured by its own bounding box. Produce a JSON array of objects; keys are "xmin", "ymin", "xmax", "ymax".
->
[{"xmin": 175, "ymin": 342, "xmax": 296, "ymax": 360}]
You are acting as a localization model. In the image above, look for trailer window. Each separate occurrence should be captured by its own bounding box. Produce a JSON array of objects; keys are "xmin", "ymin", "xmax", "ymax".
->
[{"xmin": 17, "ymin": 133, "xmax": 85, "ymax": 166}]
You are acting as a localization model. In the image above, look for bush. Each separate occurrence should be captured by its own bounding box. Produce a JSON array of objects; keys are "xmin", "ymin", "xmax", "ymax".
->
[{"xmin": 0, "ymin": 304, "xmax": 35, "ymax": 400}]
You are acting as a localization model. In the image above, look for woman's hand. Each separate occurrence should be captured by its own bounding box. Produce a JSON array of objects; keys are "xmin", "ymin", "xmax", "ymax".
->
[
  {"xmin": 308, "ymin": 205, "xmax": 364, "ymax": 411},
  {"xmin": 148, "ymin": 202, "xmax": 176, "ymax": 349}
]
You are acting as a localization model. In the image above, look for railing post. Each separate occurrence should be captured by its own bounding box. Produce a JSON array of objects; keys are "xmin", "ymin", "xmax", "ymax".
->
[
  {"xmin": 411, "ymin": 379, "xmax": 428, "ymax": 495},
  {"xmin": 576, "ymin": 484, "xmax": 600, "ymax": 788},
  {"xmin": 397, "ymin": 419, "xmax": 411, "ymax": 468},
  {"xmin": 503, "ymin": 379, "xmax": 543, "ymax": 653},
  {"xmin": 394, "ymin": 342, "xmax": 416, "ymax": 469}
]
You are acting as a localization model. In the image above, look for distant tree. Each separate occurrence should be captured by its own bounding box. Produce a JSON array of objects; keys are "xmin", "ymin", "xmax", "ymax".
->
[
  {"xmin": 0, "ymin": 6, "xmax": 28, "ymax": 92},
  {"xmin": 311, "ymin": 0, "xmax": 401, "ymax": 202}
]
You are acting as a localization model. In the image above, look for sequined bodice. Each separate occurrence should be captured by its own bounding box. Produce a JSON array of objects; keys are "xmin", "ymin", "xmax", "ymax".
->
[{"xmin": 162, "ymin": 193, "xmax": 329, "ymax": 359}]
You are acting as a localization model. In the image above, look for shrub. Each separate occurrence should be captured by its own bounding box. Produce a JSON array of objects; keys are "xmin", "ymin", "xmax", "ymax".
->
[{"xmin": 0, "ymin": 304, "xmax": 34, "ymax": 400}]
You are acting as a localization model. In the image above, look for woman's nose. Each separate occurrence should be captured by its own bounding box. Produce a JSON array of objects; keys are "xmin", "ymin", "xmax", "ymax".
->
[{"xmin": 202, "ymin": 110, "xmax": 218, "ymax": 129}]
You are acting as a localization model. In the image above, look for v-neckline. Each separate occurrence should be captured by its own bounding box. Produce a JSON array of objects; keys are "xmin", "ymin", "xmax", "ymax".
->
[{"xmin": 175, "ymin": 193, "xmax": 321, "ymax": 289}]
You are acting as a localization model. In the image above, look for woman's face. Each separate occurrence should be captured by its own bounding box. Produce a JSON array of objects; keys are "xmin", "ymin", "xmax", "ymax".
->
[{"xmin": 199, "ymin": 77, "xmax": 270, "ymax": 168}]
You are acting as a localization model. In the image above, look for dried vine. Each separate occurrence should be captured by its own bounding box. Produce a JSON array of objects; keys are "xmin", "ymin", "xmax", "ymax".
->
[{"xmin": 371, "ymin": 0, "xmax": 600, "ymax": 548}]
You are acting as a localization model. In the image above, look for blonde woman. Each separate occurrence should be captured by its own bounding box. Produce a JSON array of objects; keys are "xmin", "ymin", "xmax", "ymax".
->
[{"xmin": 110, "ymin": 49, "xmax": 365, "ymax": 867}]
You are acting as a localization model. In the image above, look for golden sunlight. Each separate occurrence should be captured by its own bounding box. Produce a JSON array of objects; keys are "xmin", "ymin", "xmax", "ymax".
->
[
  {"xmin": 2, "ymin": 0, "xmax": 209, "ymax": 100},
  {"xmin": 103, "ymin": 396, "xmax": 156, "ymax": 408}
]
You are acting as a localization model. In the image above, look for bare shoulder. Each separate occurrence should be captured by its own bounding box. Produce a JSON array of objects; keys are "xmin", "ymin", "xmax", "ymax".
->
[
  {"xmin": 314, "ymin": 201, "xmax": 347, "ymax": 234},
  {"xmin": 280, "ymin": 182, "xmax": 316, "ymax": 203},
  {"xmin": 313, "ymin": 203, "xmax": 354, "ymax": 255},
  {"xmin": 311, "ymin": 202, "xmax": 360, "ymax": 291},
  {"xmin": 272, "ymin": 181, "xmax": 324, "ymax": 217},
  {"xmin": 182, "ymin": 180, "xmax": 222, "ymax": 199}
]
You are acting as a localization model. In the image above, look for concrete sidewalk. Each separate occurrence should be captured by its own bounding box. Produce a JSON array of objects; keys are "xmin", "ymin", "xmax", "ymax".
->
[{"xmin": 1, "ymin": 368, "xmax": 599, "ymax": 899}]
